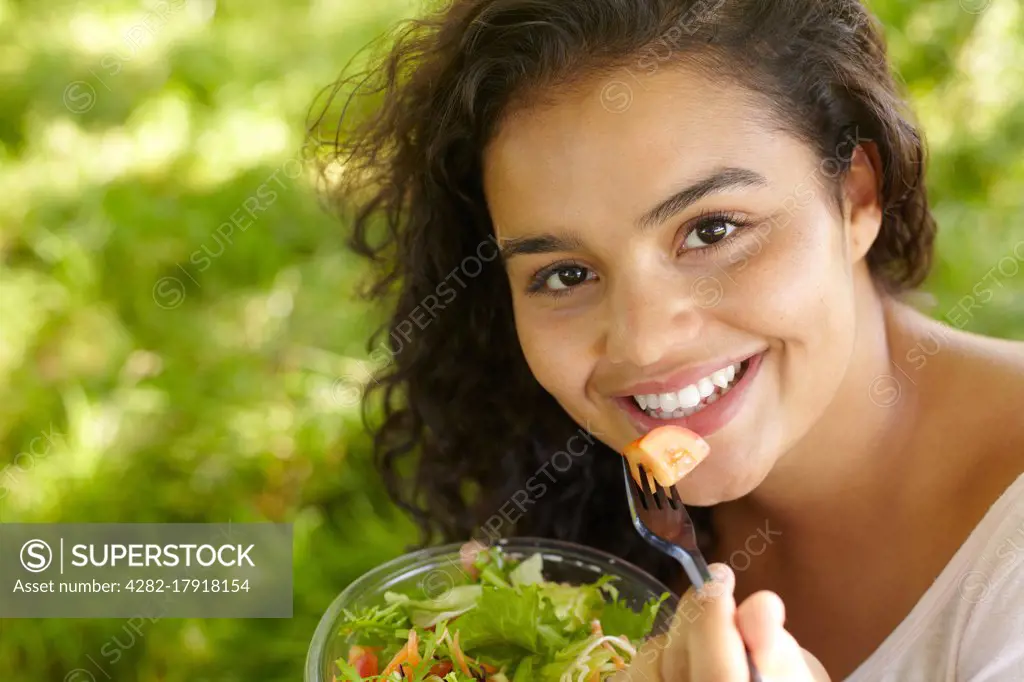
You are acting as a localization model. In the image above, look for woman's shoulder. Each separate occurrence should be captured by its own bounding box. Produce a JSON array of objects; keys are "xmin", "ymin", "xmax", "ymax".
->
[
  {"xmin": 907, "ymin": 316, "xmax": 1024, "ymax": 526},
  {"xmin": 893, "ymin": 301, "xmax": 1024, "ymax": 399},
  {"xmin": 934, "ymin": 314, "xmax": 1024, "ymax": 379},
  {"xmin": 960, "ymin": 329, "xmax": 1024, "ymax": 423},
  {"xmin": 959, "ymin": 329, "xmax": 1024, "ymax": 377},
  {"xmin": 928, "ymin": 322, "xmax": 1024, "ymax": 452},
  {"xmin": 960, "ymin": 329, "xmax": 1024, "ymax": 489},
  {"xmin": 959, "ymin": 331, "xmax": 1024, "ymax": 454},
  {"xmin": 943, "ymin": 331, "xmax": 1024, "ymax": 658},
  {"xmin": 877, "ymin": 308, "xmax": 1024, "ymax": 679}
]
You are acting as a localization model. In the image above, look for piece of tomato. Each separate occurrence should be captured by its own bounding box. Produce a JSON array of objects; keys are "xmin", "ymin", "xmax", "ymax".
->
[
  {"xmin": 346, "ymin": 645, "xmax": 379, "ymax": 677},
  {"xmin": 429, "ymin": 660, "xmax": 454, "ymax": 676},
  {"xmin": 623, "ymin": 425, "xmax": 710, "ymax": 488},
  {"xmin": 460, "ymin": 539, "xmax": 486, "ymax": 579}
]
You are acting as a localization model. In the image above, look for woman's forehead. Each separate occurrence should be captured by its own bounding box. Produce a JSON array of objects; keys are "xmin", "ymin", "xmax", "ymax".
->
[{"xmin": 483, "ymin": 67, "xmax": 810, "ymax": 234}]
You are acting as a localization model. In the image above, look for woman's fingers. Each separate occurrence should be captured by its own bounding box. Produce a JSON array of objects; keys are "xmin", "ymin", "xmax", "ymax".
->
[
  {"xmin": 616, "ymin": 565, "xmax": 831, "ymax": 682},
  {"xmin": 736, "ymin": 591, "xmax": 832, "ymax": 682},
  {"xmin": 671, "ymin": 563, "xmax": 752, "ymax": 681},
  {"xmin": 614, "ymin": 564, "xmax": 742, "ymax": 681},
  {"xmin": 735, "ymin": 590, "xmax": 785, "ymax": 653},
  {"xmin": 800, "ymin": 649, "xmax": 832, "ymax": 682}
]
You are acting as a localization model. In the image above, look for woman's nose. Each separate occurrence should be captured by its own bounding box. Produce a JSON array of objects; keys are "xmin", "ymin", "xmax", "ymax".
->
[{"xmin": 603, "ymin": 273, "xmax": 707, "ymax": 368}]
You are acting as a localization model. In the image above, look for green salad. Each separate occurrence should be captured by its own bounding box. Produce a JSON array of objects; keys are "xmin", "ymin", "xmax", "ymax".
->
[{"xmin": 334, "ymin": 546, "xmax": 670, "ymax": 681}]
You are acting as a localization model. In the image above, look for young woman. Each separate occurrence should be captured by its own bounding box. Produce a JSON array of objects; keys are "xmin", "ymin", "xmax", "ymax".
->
[{"xmin": 311, "ymin": 0, "xmax": 1024, "ymax": 679}]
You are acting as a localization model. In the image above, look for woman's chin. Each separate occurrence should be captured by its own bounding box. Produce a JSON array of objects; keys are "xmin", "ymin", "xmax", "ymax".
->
[
  {"xmin": 675, "ymin": 451, "xmax": 771, "ymax": 506},
  {"xmin": 677, "ymin": 484, "xmax": 750, "ymax": 507}
]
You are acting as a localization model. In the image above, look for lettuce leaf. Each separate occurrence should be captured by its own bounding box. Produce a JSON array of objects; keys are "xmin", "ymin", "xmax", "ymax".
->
[
  {"xmin": 469, "ymin": 642, "xmax": 536, "ymax": 670},
  {"xmin": 383, "ymin": 585, "xmax": 482, "ymax": 628},
  {"xmin": 511, "ymin": 655, "xmax": 537, "ymax": 682},
  {"xmin": 599, "ymin": 591, "xmax": 670, "ymax": 640},
  {"xmin": 453, "ymin": 584, "xmax": 544, "ymax": 653},
  {"xmin": 509, "ymin": 553, "xmax": 544, "ymax": 586},
  {"xmin": 538, "ymin": 582, "xmax": 603, "ymax": 632}
]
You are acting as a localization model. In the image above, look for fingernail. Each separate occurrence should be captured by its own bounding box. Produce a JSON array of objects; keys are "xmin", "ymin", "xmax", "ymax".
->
[
  {"xmin": 698, "ymin": 563, "xmax": 734, "ymax": 600},
  {"xmin": 710, "ymin": 562, "xmax": 734, "ymax": 585}
]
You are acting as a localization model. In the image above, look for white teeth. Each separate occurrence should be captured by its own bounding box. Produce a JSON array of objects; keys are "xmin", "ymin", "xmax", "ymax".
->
[
  {"xmin": 678, "ymin": 384, "xmax": 701, "ymax": 408},
  {"xmin": 697, "ymin": 378, "xmax": 715, "ymax": 398},
  {"xmin": 632, "ymin": 360, "xmax": 748, "ymax": 419},
  {"xmin": 660, "ymin": 391, "xmax": 680, "ymax": 411}
]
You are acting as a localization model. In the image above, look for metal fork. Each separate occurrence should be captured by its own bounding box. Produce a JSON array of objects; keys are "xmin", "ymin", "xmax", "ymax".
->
[{"xmin": 623, "ymin": 459, "xmax": 762, "ymax": 681}]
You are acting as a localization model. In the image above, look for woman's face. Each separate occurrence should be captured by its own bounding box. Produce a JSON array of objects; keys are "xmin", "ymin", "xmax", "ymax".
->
[{"xmin": 483, "ymin": 65, "xmax": 880, "ymax": 505}]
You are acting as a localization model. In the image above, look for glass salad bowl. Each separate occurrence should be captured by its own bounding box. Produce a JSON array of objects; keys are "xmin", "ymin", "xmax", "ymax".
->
[{"xmin": 306, "ymin": 537, "xmax": 680, "ymax": 681}]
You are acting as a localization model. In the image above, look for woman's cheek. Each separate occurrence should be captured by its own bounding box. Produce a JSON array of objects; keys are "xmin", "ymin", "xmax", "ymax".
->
[
  {"xmin": 717, "ymin": 211, "xmax": 850, "ymax": 342},
  {"xmin": 719, "ymin": 210, "xmax": 857, "ymax": 438},
  {"xmin": 515, "ymin": 304, "xmax": 592, "ymax": 403}
]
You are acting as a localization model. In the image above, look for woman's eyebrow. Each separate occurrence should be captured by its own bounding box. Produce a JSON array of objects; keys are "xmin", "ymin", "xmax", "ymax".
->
[
  {"xmin": 498, "ymin": 166, "xmax": 767, "ymax": 262},
  {"xmin": 636, "ymin": 167, "xmax": 769, "ymax": 231},
  {"xmin": 499, "ymin": 233, "xmax": 584, "ymax": 262}
]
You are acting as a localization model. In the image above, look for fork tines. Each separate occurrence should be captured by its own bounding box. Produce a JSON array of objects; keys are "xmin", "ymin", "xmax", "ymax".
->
[{"xmin": 634, "ymin": 466, "xmax": 682, "ymax": 511}]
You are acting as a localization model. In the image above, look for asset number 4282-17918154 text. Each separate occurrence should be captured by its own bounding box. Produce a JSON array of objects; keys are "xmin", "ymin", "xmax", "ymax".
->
[{"xmin": 125, "ymin": 578, "xmax": 250, "ymax": 593}]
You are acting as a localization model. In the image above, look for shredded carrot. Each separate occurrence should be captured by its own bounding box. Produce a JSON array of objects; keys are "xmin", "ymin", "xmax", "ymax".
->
[
  {"xmin": 451, "ymin": 631, "xmax": 473, "ymax": 676},
  {"xmin": 382, "ymin": 629, "xmax": 421, "ymax": 677},
  {"xmin": 381, "ymin": 650, "xmax": 403, "ymax": 676},
  {"xmin": 402, "ymin": 630, "xmax": 421, "ymax": 678},
  {"xmin": 439, "ymin": 628, "xmax": 500, "ymax": 678}
]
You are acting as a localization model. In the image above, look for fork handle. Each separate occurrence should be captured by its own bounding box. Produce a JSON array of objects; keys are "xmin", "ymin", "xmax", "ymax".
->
[{"xmin": 747, "ymin": 649, "xmax": 762, "ymax": 681}]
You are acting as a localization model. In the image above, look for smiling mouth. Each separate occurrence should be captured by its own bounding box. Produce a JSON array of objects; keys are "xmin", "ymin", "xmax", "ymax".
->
[{"xmin": 631, "ymin": 359, "xmax": 750, "ymax": 420}]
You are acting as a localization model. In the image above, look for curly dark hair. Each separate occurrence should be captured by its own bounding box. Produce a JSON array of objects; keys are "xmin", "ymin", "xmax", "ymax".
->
[{"xmin": 307, "ymin": 0, "xmax": 937, "ymax": 587}]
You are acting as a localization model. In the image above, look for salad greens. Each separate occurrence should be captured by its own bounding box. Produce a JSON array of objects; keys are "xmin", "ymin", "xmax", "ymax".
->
[{"xmin": 334, "ymin": 546, "xmax": 670, "ymax": 681}]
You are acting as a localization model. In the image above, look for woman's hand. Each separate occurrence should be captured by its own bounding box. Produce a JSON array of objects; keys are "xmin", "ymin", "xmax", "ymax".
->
[{"xmin": 614, "ymin": 564, "xmax": 831, "ymax": 682}]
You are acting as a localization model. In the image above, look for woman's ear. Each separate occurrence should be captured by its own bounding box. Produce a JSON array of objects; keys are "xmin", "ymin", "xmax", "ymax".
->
[{"xmin": 843, "ymin": 143, "xmax": 884, "ymax": 263}]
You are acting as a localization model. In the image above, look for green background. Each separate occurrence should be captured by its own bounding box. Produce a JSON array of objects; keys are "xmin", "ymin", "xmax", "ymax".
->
[{"xmin": 0, "ymin": 0, "xmax": 1021, "ymax": 679}]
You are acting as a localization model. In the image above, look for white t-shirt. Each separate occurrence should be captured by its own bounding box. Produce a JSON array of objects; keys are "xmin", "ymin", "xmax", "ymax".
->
[{"xmin": 845, "ymin": 472, "xmax": 1024, "ymax": 681}]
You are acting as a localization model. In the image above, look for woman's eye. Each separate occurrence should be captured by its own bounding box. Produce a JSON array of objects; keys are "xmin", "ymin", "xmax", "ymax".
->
[
  {"xmin": 543, "ymin": 265, "xmax": 595, "ymax": 292},
  {"xmin": 683, "ymin": 218, "xmax": 739, "ymax": 249}
]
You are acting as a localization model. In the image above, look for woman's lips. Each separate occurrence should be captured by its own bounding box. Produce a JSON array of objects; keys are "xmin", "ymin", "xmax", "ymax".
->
[{"xmin": 618, "ymin": 351, "xmax": 765, "ymax": 438}]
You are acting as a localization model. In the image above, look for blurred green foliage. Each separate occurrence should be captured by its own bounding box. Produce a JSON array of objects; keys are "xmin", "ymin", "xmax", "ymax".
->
[{"xmin": 0, "ymin": 0, "xmax": 1021, "ymax": 679}]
